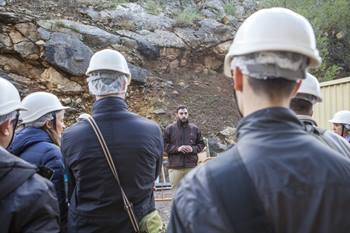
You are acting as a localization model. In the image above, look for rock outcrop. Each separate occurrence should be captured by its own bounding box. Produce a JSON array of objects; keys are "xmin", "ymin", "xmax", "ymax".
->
[{"xmin": 0, "ymin": 0, "xmax": 255, "ymax": 133}]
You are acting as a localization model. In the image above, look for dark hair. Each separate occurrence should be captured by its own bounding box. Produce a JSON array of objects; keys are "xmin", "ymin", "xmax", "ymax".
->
[
  {"xmin": 176, "ymin": 105, "xmax": 187, "ymax": 113},
  {"xmin": 247, "ymin": 77, "xmax": 297, "ymax": 100},
  {"xmin": 290, "ymin": 98, "xmax": 313, "ymax": 116}
]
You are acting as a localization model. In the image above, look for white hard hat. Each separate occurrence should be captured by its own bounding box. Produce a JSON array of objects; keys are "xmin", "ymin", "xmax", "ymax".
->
[
  {"xmin": 297, "ymin": 73, "xmax": 322, "ymax": 103},
  {"xmin": 329, "ymin": 110, "xmax": 350, "ymax": 125},
  {"xmin": 0, "ymin": 77, "xmax": 27, "ymax": 116},
  {"xmin": 224, "ymin": 8, "xmax": 321, "ymax": 77},
  {"xmin": 20, "ymin": 92, "xmax": 69, "ymax": 124},
  {"xmin": 86, "ymin": 49, "xmax": 131, "ymax": 83}
]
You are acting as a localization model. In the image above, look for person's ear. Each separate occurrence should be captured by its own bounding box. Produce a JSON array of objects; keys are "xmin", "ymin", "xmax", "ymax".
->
[
  {"xmin": 45, "ymin": 120, "xmax": 53, "ymax": 129},
  {"xmin": 0, "ymin": 120, "xmax": 11, "ymax": 136},
  {"xmin": 291, "ymin": 80, "xmax": 302, "ymax": 97},
  {"xmin": 233, "ymin": 67, "xmax": 243, "ymax": 92}
]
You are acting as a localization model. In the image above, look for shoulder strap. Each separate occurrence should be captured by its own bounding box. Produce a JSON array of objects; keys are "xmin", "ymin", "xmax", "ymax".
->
[
  {"xmin": 0, "ymin": 167, "xmax": 36, "ymax": 200},
  {"xmin": 208, "ymin": 146, "xmax": 275, "ymax": 233},
  {"xmin": 79, "ymin": 114, "xmax": 140, "ymax": 233}
]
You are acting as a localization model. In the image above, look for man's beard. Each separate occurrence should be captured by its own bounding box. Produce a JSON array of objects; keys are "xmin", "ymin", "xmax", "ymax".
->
[{"xmin": 179, "ymin": 118, "xmax": 188, "ymax": 125}]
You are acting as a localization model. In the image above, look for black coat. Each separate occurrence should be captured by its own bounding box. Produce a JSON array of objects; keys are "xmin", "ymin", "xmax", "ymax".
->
[
  {"xmin": 164, "ymin": 121, "xmax": 205, "ymax": 169},
  {"xmin": 168, "ymin": 107, "xmax": 350, "ymax": 233},
  {"xmin": 62, "ymin": 97, "xmax": 163, "ymax": 233},
  {"xmin": 0, "ymin": 147, "xmax": 60, "ymax": 233},
  {"xmin": 297, "ymin": 115, "xmax": 350, "ymax": 158}
]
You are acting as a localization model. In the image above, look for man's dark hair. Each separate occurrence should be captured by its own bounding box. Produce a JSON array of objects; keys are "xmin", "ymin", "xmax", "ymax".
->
[
  {"xmin": 176, "ymin": 105, "xmax": 187, "ymax": 113},
  {"xmin": 247, "ymin": 77, "xmax": 297, "ymax": 100},
  {"xmin": 290, "ymin": 98, "xmax": 313, "ymax": 116}
]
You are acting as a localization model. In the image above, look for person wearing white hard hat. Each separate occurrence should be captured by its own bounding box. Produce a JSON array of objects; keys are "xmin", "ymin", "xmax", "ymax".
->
[
  {"xmin": 61, "ymin": 49, "xmax": 164, "ymax": 233},
  {"xmin": 329, "ymin": 110, "xmax": 350, "ymax": 143},
  {"xmin": 0, "ymin": 78, "xmax": 60, "ymax": 233},
  {"xmin": 9, "ymin": 91, "xmax": 69, "ymax": 231},
  {"xmin": 290, "ymin": 73, "xmax": 350, "ymax": 157},
  {"xmin": 168, "ymin": 8, "xmax": 350, "ymax": 233}
]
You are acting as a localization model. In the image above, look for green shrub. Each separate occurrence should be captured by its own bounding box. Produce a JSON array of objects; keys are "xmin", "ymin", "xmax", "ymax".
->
[
  {"xmin": 144, "ymin": 0, "xmax": 162, "ymax": 15},
  {"xmin": 175, "ymin": 7, "xmax": 201, "ymax": 26},
  {"xmin": 111, "ymin": 0, "xmax": 129, "ymax": 8},
  {"xmin": 259, "ymin": 0, "xmax": 350, "ymax": 80},
  {"xmin": 224, "ymin": 2, "xmax": 236, "ymax": 16}
]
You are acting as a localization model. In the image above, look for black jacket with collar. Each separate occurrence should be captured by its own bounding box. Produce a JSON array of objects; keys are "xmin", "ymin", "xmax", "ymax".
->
[
  {"xmin": 164, "ymin": 120, "xmax": 205, "ymax": 169},
  {"xmin": 62, "ymin": 97, "xmax": 163, "ymax": 233},
  {"xmin": 297, "ymin": 114, "xmax": 350, "ymax": 158},
  {"xmin": 168, "ymin": 107, "xmax": 350, "ymax": 233},
  {"xmin": 0, "ymin": 147, "xmax": 59, "ymax": 233}
]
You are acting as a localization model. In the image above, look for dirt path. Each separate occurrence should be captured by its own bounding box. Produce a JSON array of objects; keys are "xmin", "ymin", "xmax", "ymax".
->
[{"xmin": 155, "ymin": 189, "xmax": 175, "ymax": 225}]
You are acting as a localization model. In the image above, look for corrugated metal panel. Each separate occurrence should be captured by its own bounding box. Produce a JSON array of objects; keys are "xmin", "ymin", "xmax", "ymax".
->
[{"xmin": 314, "ymin": 77, "xmax": 350, "ymax": 130}]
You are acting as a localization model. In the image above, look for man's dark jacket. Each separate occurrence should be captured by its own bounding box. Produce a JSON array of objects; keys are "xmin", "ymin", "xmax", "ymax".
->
[
  {"xmin": 0, "ymin": 147, "xmax": 59, "ymax": 233},
  {"xmin": 297, "ymin": 115, "xmax": 350, "ymax": 158},
  {"xmin": 61, "ymin": 97, "xmax": 163, "ymax": 233},
  {"xmin": 164, "ymin": 121, "xmax": 205, "ymax": 169},
  {"xmin": 10, "ymin": 127, "xmax": 67, "ymax": 228},
  {"xmin": 168, "ymin": 107, "xmax": 350, "ymax": 233}
]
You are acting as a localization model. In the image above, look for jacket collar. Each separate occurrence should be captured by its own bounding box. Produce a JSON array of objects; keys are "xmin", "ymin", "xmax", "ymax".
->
[
  {"xmin": 297, "ymin": 115, "xmax": 318, "ymax": 127},
  {"xmin": 92, "ymin": 97, "xmax": 128, "ymax": 115},
  {"xmin": 9, "ymin": 127, "xmax": 52, "ymax": 156},
  {"xmin": 236, "ymin": 107, "xmax": 303, "ymax": 140}
]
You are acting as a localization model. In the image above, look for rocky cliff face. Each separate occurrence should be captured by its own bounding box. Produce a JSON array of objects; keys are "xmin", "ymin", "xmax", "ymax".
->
[{"xmin": 0, "ymin": 0, "xmax": 254, "ymax": 137}]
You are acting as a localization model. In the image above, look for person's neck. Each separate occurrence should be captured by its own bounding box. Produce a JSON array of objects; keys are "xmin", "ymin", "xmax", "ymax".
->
[
  {"xmin": 295, "ymin": 112, "xmax": 313, "ymax": 117},
  {"xmin": 242, "ymin": 96, "xmax": 291, "ymax": 117},
  {"xmin": 0, "ymin": 140, "xmax": 7, "ymax": 149},
  {"xmin": 96, "ymin": 94, "xmax": 125, "ymax": 101}
]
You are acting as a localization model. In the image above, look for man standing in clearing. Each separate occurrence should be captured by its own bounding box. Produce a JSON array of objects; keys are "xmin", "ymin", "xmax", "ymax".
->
[
  {"xmin": 168, "ymin": 8, "xmax": 350, "ymax": 233},
  {"xmin": 290, "ymin": 73, "xmax": 350, "ymax": 157},
  {"xmin": 164, "ymin": 105, "xmax": 205, "ymax": 188}
]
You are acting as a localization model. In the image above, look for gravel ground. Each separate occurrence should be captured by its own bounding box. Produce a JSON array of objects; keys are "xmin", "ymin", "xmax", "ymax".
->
[{"xmin": 155, "ymin": 189, "xmax": 175, "ymax": 225}]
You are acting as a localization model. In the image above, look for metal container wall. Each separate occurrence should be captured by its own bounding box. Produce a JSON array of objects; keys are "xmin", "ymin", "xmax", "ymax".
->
[{"xmin": 314, "ymin": 77, "xmax": 350, "ymax": 130}]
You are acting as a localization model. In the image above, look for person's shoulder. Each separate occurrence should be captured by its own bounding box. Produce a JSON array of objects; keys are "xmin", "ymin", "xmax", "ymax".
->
[
  {"xmin": 188, "ymin": 122, "xmax": 200, "ymax": 130},
  {"xmin": 62, "ymin": 119, "xmax": 91, "ymax": 142},
  {"xmin": 324, "ymin": 130, "xmax": 350, "ymax": 144},
  {"xmin": 305, "ymin": 134, "xmax": 350, "ymax": 171},
  {"xmin": 174, "ymin": 164, "xmax": 212, "ymax": 210},
  {"xmin": 165, "ymin": 122, "xmax": 177, "ymax": 130},
  {"xmin": 0, "ymin": 148, "xmax": 36, "ymax": 170},
  {"xmin": 12, "ymin": 173, "xmax": 57, "ymax": 212},
  {"xmin": 172, "ymin": 151, "xmax": 236, "ymax": 228},
  {"xmin": 33, "ymin": 140, "xmax": 60, "ymax": 154},
  {"xmin": 176, "ymin": 148, "xmax": 236, "ymax": 201},
  {"xmin": 0, "ymin": 149, "xmax": 55, "ymax": 202},
  {"xmin": 130, "ymin": 113, "xmax": 162, "ymax": 132},
  {"xmin": 21, "ymin": 173, "xmax": 54, "ymax": 194},
  {"xmin": 40, "ymin": 143, "xmax": 63, "ymax": 164}
]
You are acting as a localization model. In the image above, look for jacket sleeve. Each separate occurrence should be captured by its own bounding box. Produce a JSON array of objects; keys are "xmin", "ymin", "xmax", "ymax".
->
[
  {"xmin": 192, "ymin": 128, "xmax": 205, "ymax": 154},
  {"xmin": 324, "ymin": 131, "xmax": 350, "ymax": 158},
  {"xmin": 16, "ymin": 175, "xmax": 60, "ymax": 233},
  {"xmin": 168, "ymin": 166, "xmax": 233, "ymax": 233},
  {"xmin": 44, "ymin": 148, "xmax": 68, "ymax": 231},
  {"xmin": 155, "ymin": 127, "xmax": 164, "ymax": 179},
  {"xmin": 164, "ymin": 126, "xmax": 178, "ymax": 155}
]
